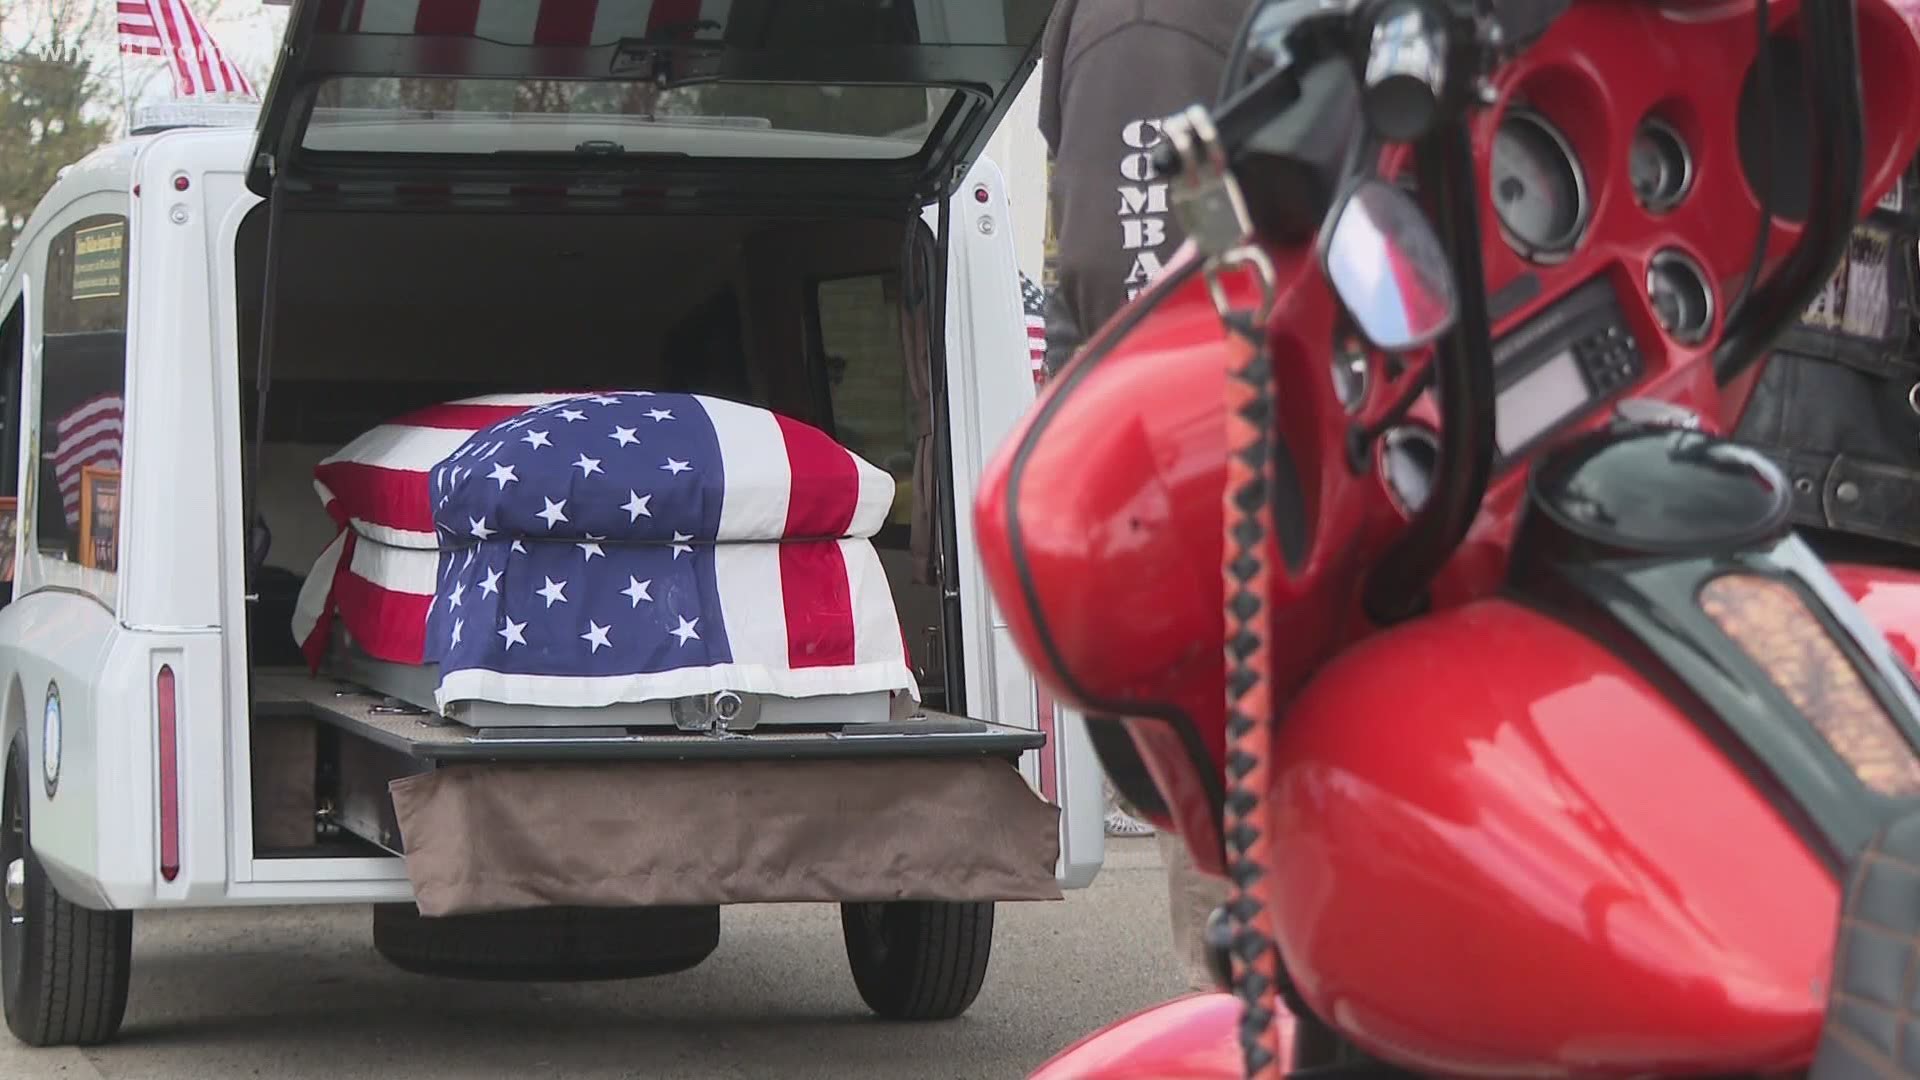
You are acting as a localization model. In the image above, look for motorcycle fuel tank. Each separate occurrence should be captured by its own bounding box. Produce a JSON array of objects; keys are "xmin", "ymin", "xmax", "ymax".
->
[
  {"xmin": 1269, "ymin": 597, "xmax": 1840, "ymax": 1077},
  {"xmin": 1267, "ymin": 427, "xmax": 1920, "ymax": 1076}
]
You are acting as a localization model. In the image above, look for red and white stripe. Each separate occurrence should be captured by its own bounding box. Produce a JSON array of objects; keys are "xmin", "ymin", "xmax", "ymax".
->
[
  {"xmin": 309, "ymin": 392, "xmax": 567, "ymax": 548},
  {"xmin": 316, "ymin": 0, "xmax": 734, "ymax": 44},
  {"xmin": 296, "ymin": 392, "xmax": 627, "ymax": 670},
  {"xmin": 118, "ymin": 0, "xmax": 257, "ymax": 100},
  {"xmin": 52, "ymin": 395, "xmax": 124, "ymax": 528},
  {"xmin": 1027, "ymin": 311, "xmax": 1047, "ymax": 386}
]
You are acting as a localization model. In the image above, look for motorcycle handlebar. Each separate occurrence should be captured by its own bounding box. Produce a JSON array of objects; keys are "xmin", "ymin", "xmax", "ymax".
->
[
  {"xmin": 1713, "ymin": 0, "xmax": 1864, "ymax": 383},
  {"xmin": 1359, "ymin": 0, "xmax": 1447, "ymax": 142},
  {"xmin": 1362, "ymin": 113, "xmax": 1498, "ymax": 623}
]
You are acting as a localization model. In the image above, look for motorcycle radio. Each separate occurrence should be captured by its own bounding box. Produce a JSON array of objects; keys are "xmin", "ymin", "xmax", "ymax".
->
[{"xmin": 1490, "ymin": 276, "xmax": 1645, "ymax": 466}]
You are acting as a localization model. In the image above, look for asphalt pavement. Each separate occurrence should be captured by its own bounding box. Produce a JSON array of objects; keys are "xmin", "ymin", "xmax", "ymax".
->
[{"xmin": 0, "ymin": 837, "xmax": 1185, "ymax": 1080}]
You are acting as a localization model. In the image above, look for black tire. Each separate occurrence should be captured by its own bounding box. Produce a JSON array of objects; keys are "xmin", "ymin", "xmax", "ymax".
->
[
  {"xmin": 841, "ymin": 900, "xmax": 994, "ymax": 1021},
  {"xmin": 1, "ymin": 742, "xmax": 132, "ymax": 1047},
  {"xmin": 371, "ymin": 902, "xmax": 719, "ymax": 981}
]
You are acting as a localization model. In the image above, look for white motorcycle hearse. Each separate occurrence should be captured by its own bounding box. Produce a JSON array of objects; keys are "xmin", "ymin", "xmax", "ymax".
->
[{"xmin": 0, "ymin": 0, "xmax": 1102, "ymax": 1047}]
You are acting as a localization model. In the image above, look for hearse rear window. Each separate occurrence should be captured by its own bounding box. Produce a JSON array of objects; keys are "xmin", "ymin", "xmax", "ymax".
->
[
  {"xmin": 305, "ymin": 79, "xmax": 959, "ymax": 159},
  {"xmin": 254, "ymin": 1, "xmax": 1054, "ymax": 197},
  {"xmin": 38, "ymin": 213, "xmax": 129, "ymax": 573}
]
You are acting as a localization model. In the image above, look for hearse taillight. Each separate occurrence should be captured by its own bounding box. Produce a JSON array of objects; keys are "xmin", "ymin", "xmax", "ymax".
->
[{"xmin": 156, "ymin": 665, "xmax": 179, "ymax": 883}]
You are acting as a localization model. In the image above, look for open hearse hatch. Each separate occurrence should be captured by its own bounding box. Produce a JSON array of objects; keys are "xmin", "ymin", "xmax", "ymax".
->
[{"xmin": 247, "ymin": 0, "xmax": 1055, "ymax": 203}]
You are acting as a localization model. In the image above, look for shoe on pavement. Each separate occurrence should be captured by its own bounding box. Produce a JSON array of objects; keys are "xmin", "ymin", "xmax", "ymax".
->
[{"xmin": 1105, "ymin": 807, "xmax": 1156, "ymax": 837}]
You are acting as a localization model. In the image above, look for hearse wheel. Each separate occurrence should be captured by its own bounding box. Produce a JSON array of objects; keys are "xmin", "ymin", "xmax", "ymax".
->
[
  {"xmin": 841, "ymin": 900, "xmax": 995, "ymax": 1021},
  {"xmin": 1, "ymin": 741, "xmax": 133, "ymax": 1046},
  {"xmin": 371, "ymin": 902, "xmax": 720, "ymax": 981}
]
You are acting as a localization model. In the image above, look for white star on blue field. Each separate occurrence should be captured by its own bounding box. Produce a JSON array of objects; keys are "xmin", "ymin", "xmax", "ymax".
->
[{"xmin": 423, "ymin": 392, "xmax": 737, "ymax": 676}]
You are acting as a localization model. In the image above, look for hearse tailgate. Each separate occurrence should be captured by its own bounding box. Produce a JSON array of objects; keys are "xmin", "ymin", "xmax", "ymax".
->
[{"xmin": 251, "ymin": 673, "xmax": 1061, "ymax": 916}]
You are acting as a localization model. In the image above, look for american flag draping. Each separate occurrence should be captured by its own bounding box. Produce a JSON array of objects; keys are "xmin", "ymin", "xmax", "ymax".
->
[{"xmin": 290, "ymin": 392, "xmax": 916, "ymax": 714}]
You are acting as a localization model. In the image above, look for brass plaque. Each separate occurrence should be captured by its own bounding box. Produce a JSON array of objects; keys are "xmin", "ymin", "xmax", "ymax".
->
[{"xmin": 70, "ymin": 221, "xmax": 125, "ymax": 301}]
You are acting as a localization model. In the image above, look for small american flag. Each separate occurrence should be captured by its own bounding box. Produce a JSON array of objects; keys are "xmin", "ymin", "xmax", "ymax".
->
[
  {"xmin": 292, "ymin": 392, "xmax": 914, "ymax": 713},
  {"xmin": 52, "ymin": 395, "xmax": 123, "ymax": 529},
  {"xmin": 117, "ymin": 0, "xmax": 257, "ymax": 100},
  {"xmin": 1022, "ymin": 272, "xmax": 1048, "ymax": 387}
]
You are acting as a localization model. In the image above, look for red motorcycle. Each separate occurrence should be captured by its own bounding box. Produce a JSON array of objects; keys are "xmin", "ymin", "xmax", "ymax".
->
[{"xmin": 976, "ymin": 0, "xmax": 1920, "ymax": 1076}]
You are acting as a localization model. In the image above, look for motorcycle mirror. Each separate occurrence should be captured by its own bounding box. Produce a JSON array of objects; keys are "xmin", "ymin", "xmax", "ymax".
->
[{"xmin": 1319, "ymin": 177, "xmax": 1459, "ymax": 353}]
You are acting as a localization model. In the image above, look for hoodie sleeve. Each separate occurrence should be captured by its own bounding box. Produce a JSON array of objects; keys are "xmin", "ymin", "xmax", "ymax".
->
[{"xmin": 1041, "ymin": 19, "xmax": 1232, "ymax": 373}]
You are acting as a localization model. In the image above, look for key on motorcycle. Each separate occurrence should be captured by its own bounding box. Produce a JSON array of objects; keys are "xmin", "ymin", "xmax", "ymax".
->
[{"xmin": 1163, "ymin": 106, "xmax": 1256, "ymax": 261}]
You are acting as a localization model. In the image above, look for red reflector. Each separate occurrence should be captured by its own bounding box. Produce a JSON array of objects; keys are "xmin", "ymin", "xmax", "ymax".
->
[{"xmin": 156, "ymin": 666, "xmax": 180, "ymax": 883}]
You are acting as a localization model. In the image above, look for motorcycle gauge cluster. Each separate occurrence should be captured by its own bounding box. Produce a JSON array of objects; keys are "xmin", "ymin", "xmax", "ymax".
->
[
  {"xmin": 1629, "ymin": 117, "xmax": 1693, "ymax": 213},
  {"xmin": 1647, "ymin": 250, "xmax": 1715, "ymax": 344},
  {"xmin": 1491, "ymin": 108, "xmax": 1590, "ymax": 262}
]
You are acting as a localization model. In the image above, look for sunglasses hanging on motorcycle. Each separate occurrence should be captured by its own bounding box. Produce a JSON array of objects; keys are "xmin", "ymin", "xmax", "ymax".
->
[{"xmin": 1130, "ymin": 1, "xmax": 1877, "ymax": 1078}]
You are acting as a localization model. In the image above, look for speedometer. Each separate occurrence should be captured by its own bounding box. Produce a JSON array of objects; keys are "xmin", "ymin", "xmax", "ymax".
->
[{"xmin": 1491, "ymin": 109, "xmax": 1590, "ymax": 261}]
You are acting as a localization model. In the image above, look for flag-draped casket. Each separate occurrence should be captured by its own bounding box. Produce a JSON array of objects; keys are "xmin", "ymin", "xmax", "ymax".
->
[{"xmin": 291, "ymin": 392, "xmax": 917, "ymax": 715}]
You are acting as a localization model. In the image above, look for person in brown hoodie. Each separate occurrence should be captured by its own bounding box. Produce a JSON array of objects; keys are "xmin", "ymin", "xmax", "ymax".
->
[
  {"xmin": 1036, "ymin": 0, "xmax": 1254, "ymax": 994},
  {"xmin": 1037, "ymin": 0, "xmax": 1255, "ymax": 373}
]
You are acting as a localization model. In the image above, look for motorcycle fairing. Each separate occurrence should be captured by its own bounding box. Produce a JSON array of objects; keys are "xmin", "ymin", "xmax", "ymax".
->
[
  {"xmin": 979, "ymin": 241, "xmax": 1368, "ymax": 875},
  {"xmin": 990, "ymin": 255, "xmax": 1235, "ymax": 858}
]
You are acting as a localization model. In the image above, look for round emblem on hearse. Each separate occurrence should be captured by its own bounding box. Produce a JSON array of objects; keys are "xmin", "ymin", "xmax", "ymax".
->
[
  {"xmin": 1524, "ymin": 427, "xmax": 1793, "ymax": 559},
  {"xmin": 42, "ymin": 682, "xmax": 61, "ymax": 799}
]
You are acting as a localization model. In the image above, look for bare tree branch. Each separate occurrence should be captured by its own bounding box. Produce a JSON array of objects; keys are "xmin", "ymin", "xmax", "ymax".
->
[{"xmin": 0, "ymin": 0, "xmax": 117, "ymax": 261}]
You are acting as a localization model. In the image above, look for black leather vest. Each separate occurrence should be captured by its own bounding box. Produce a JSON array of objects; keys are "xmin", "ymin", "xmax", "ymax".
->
[{"xmin": 1734, "ymin": 158, "xmax": 1920, "ymax": 559}]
